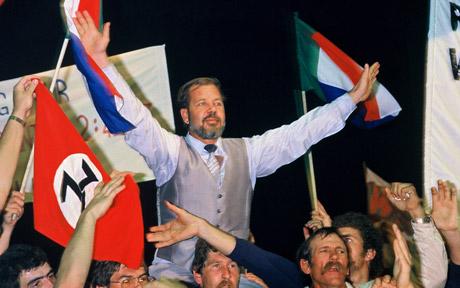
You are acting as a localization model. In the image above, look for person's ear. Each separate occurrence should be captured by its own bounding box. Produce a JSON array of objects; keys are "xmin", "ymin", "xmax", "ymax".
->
[
  {"xmin": 365, "ymin": 249, "xmax": 376, "ymax": 262},
  {"xmin": 193, "ymin": 271, "xmax": 203, "ymax": 286},
  {"xmin": 299, "ymin": 259, "xmax": 312, "ymax": 275},
  {"xmin": 180, "ymin": 108, "xmax": 190, "ymax": 125}
]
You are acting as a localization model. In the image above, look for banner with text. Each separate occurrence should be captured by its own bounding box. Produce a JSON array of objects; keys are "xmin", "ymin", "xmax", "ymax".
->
[
  {"xmin": 0, "ymin": 45, "xmax": 174, "ymax": 200},
  {"xmin": 425, "ymin": 0, "xmax": 460, "ymax": 224}
]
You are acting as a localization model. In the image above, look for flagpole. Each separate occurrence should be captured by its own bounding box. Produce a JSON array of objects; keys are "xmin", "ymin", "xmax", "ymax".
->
[
  {"xmin": 19, "ymin": 37, "xmax": 70, "ymax": 198},
  {"xmin": 290, "ymin": 12, "xmax": 318, "ymax": 211},
  {"xmin": 301, "ymin": 91, "xmax": 318, "ymax": 211}
]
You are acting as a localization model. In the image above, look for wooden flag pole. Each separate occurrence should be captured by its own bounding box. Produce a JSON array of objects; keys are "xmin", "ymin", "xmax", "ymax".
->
[
  {"xmin": 19, "ymin": 37, "xmax": 70, "ymax": 198},
  {"xmin": 301, "ymin": 90, "xmax": 318, "ymax": 211}
]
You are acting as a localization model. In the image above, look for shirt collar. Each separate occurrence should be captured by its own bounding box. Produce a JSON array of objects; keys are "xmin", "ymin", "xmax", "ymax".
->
[{"xmin": 185, "ymin": 133, "xmax": 224, "ymax": 156}]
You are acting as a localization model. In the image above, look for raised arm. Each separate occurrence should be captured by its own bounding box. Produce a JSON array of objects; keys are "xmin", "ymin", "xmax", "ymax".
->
[
  {"xmin": 392, "ymin": 224, "xmax": 414, "ymax": 288},
  {"xmin": 246, "ymin": 63, "xmax": 379, "ymax": 182},
  {"xmin": 146, "ymin": 201, "xmax": 237, "ymax": 255},
  {"xmin": 385, "ymin": 182, "xmax": 448, "ymax": 288},
  {"xmin": 73, "ymin": 11, "xmax": 110, "ymax": 68},
  {"xmin": 55, "ymin": 173, "xmax": 126, "ymax": 288},
  {"xmin": 431, "ymin": 180, "xmax": 460, "ymax": 263},
  {"xmin": 348, "ymin": 62, "xmax": 380, "ymax": 104},
  {"xmin": 0, "ymin": 77, "xmax": 37, "ymax": 209},
  {"xmin": 73, "ymin": 11, "xmax": 180, "ymax": 185}
]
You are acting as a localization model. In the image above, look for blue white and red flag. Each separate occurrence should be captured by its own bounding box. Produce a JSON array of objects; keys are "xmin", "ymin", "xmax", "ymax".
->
[
  {"xmin": 294, "ymin": 16, "xmax": 401, "ymax": 128},
  {"xmin": 63, "ymin": 0, "xmax": 135, "ymax": 133}
]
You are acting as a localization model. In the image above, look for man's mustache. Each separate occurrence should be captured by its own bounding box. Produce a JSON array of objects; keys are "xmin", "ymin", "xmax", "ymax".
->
[
  {"xmin": 204, "ymin": 112, "xmax": 221, "ymax": 122},
  {"xmin": 321, "ymin": 261, "xmax": 345, "ymax": 274},
  {"xmin": 216, "ymin": 279, "xmax": 234, "ymax": 288}
]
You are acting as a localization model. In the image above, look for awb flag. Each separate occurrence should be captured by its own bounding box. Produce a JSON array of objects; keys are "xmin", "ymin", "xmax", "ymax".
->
[
  {"xmin": 34, "ymin": 82, "xmax": 143, "ymax": 268},
  {"xmin": 63, "ymin": 0, "xmax": 135, "ymax": 133},
  {"xmin": 294, "ymin": 15, "xmax": 401, "ymax": 128}
]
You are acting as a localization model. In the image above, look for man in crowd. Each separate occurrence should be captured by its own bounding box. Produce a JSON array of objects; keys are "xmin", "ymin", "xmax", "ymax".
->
[
  {"xmin": 305, "ymin": 203, "xmax": 383, "ymax": 287},
  {"xmin": 74, "ymin": 10, "xmax": 380, "ymax": 281},
  {"xmin": 0, "ymin": 244, "xmax": 55, "ymax": 288},
  {"xmin": 86, "ymin": 261, "xmax": 152, "ymax": 288},
  {"xmin": 192, "ymin": 239, "xmax": 241, "ymax": 288},
  {"xmin": 333, "ymin": 212, "xmax": 383, "ymax": 287}
]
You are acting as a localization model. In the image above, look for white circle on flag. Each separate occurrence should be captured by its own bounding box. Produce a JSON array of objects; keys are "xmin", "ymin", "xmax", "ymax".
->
[{"xmin": 53, "ymin": 153, "xmax": 103, "ymax": 228}]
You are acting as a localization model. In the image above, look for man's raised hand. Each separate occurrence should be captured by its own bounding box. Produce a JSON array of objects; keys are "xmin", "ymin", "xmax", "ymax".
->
[
  {"xmin": 73, "ymin": 10, "xmax": 111, "ymax": 68},
  {"xmin": 349, "ymin": 62, "xmax": 380, "ymax": 104}
]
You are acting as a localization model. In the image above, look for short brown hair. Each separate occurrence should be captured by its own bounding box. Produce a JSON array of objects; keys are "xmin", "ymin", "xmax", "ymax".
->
[{"xmin": 177, "ymin": 77, "xmax": 225, "ymax": 109}]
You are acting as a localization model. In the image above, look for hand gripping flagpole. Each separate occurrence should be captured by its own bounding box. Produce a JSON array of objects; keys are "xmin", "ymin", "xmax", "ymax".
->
[
  {"xmin": 16, "ymin": 37, "xmax": 70, "ymax": 220},
  {"xmin": 301, "ymin": 90, "xmax": 318, "ymax": 211}
]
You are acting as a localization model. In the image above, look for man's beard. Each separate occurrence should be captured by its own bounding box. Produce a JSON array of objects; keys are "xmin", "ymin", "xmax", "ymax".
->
[{"xmin": 189, "ymin": 113, "xmax": 225, "ymax": 139}]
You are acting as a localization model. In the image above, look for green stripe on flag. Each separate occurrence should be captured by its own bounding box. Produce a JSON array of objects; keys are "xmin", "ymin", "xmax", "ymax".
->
[{"xmin": 294, "ymin": 16, "xmax": 326, "ymax": 102}]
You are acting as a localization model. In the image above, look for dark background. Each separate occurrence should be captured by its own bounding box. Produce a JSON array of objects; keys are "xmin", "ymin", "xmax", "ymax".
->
[{"xmin": 0, "ymin": 0, "xmax": 428, "ymax": 268}]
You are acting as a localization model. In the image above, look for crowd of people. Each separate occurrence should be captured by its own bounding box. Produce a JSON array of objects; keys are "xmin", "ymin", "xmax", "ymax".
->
[{"xmin": 0, "ymin": 10, "xmax": 458, "ymax": 288}]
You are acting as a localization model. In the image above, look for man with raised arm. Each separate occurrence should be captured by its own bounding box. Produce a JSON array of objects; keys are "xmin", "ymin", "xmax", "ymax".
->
[{"xmin": 73, "ymin": 10, "xmax": 380, "ymax": 282}]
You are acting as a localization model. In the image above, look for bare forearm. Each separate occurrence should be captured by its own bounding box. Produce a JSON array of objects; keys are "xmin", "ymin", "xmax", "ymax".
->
[
  {"xmin": 408, "ymin": 206, "xmax": 425, "ymax": 219},
  {"xmin": 55, "ymin": 212, "xmax": 97, "ymax": 287},
  {"xmin": 441, "ymin": 229, "xmax": 460, "ymax": 264},
  {"xmin": 0, "ymin": 225, "xmax": 14, "ymax": 255},
  {"xmin": 197, "ymin": 219, "xmax": 237, "ymax": 255},
  {"xmin": 0, "ymin": 119, "xmax": 25, "ymax": 208}
]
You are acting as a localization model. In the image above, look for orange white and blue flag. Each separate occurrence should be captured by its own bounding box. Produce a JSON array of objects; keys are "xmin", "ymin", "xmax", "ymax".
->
[
  {"xmin": 294, "ymin": 15, "xmax": 401, "ymax": 128},
  {"xmin": 63, "ymin": 0, "xmax": 135, "ymax": 133}
]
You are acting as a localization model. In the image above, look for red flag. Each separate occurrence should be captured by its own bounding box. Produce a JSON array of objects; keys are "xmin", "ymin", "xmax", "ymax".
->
[{"xmin": 33, "ymin": 82, "xmax": 143, "ymax": 268}]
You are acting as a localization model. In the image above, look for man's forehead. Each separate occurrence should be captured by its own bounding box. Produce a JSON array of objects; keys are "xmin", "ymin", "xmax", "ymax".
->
[
  {"xmin": 205, "ymin": 251, "xmax": 233, "ymax": 264},
  {"xmin": 19, "ymin": 263, "xmax": 52, "ymax": 285},
  {"xmin": 189, "ymin": 84, "xmax": 223, "ymax": 100},
  {"xmin": 114, "ymin": 265, "xmax": 146, "ymax": 277},
  {"xmin": 311, "ymin": 233, "xmax": 346, "ymax": 250},
  {"xmin": 337, "ymin": 227, "xmax": 362, "ymax": 240}
]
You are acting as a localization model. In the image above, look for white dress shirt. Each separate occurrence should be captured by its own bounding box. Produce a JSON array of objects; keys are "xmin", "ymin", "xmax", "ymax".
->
[{"xmin": 103, "ymin": 65, "xmax": 357, "ymax": 188}]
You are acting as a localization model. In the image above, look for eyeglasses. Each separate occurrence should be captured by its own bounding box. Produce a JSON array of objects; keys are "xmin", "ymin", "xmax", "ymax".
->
[
  {"xmin": 111, "ymin": 274, "xmax": 155, "ymax": 287},
  {"xmin": 27, "ymin": 271, "xmax": 56, "ymax": 288}
]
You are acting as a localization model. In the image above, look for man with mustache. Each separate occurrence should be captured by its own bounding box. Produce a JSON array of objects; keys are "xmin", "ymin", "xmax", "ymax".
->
[
  {"xmin": 74, "ymin": 10, "xmax": 379, "ymax": 282},
  {"xmin": 297, "ymin": 229, "xmax": 351, "ymax": 288},
  {"xmin": 305, "ymin": 204, "xmax": 383, "ymax": 287}
]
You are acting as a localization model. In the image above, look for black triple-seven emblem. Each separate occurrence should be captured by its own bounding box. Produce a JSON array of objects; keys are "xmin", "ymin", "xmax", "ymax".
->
[{"xmin": 60, "ymin": 159, "xmax": 99, "ymax": 212}]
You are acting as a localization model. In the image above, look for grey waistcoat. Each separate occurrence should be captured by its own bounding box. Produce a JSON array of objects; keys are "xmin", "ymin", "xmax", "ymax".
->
[{"xmin": 156, "ymin": 137, "xmax": 253, "ymax": 270}]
